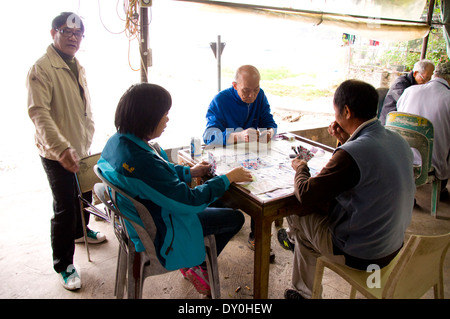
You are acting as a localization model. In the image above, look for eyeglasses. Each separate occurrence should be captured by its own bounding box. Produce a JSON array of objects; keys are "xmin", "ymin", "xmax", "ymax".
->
[
  {"xmin": 418, "ymin": 73, "xmax": 431, "ymax": 82},
  {"xmin": 56, "ymin": 28, "xmax": 84, "ymax": 39}
]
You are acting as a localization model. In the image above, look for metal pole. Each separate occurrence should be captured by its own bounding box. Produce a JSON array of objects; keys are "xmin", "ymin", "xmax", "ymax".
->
[
  {"xmin": 210, "ymin": 35, "xmax": 225, "ymax": 91},
  {"xmin": 421, "ymin": 0, "xmax": 436, "ymax": 59},
  {"xmin": 140, "ymin": 7, "xmax": 149, "ymax": 82},
  {"xmin": 217, "ymin": 35, "xmax": 221, "ymax": 91}
]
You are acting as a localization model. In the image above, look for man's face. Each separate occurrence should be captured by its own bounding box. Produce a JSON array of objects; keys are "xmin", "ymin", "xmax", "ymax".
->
[
  {"xmin": 333, "ymin": 104, "xmax": 344, "ymax": 128},
  {"xmin": 333, "ymin": 103, "xmax": 351, "ymax": 135},
  {"xmin": 51, "ymin": 24, "xmax": 83, "ymax": 57},
  {"xmin": 414, "ymin": 66, "xmax": 434, "ymax": 84},
  {"xmin": 233, "ymin": 75, "xmax": 260, "ymax": 104}
]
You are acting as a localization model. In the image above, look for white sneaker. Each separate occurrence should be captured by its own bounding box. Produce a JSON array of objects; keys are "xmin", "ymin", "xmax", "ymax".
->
[
  {"xmin": 59, "ymin": 264, "xmax": 81, "ymax": 291},
  {"xmin": 75, "ymin": 230, "xmax": 106, "ymax": 244}
]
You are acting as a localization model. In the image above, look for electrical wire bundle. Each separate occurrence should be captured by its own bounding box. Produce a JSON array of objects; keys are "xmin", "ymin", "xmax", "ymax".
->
[
  {"xmin": 123, "ymin": 0, "xmax": 140, "ymax": 41},
  {"xmin": 98, "ymin": 0, "xmax": 151, "ymax": 71}
]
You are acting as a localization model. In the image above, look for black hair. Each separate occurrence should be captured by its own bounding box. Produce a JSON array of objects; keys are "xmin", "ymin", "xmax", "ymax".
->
[
  {"xmin": 333, "ymin": 79, "xmax": 378, "ymax": 120},
  {"xmin": 52, "ymin": 12, "xmax": 84, "ymax": 32},
  {"xmin": 115, "ymin": 83, "xmax": 172, "ymax": 139}
]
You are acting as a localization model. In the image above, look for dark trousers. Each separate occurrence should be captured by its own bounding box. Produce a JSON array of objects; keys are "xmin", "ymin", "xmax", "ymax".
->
[
  {"xmin": 40, "ymin": 156, "xmax": 91, "ymax": 273},
  {"xmin": 210, "ymin": 199, "xmax": 255, "ymax": 239},
  {"xmin": 197, "ymin": 207, "xmax": 245, "ymax": 257}
]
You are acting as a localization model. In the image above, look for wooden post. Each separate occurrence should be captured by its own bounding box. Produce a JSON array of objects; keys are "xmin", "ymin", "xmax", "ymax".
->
[
  {"xmin": 421, "ymin": 0, "xmax": 436, "ymax": 59},
  {"xmin": 140, "ymin": 6, "xmax": 149, "ymax": 82}
]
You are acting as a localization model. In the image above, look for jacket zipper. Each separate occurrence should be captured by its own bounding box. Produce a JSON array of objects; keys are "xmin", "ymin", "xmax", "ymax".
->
[{"xmin": 165, "ymin": 214, "xmax": 175, "ymax": 255}]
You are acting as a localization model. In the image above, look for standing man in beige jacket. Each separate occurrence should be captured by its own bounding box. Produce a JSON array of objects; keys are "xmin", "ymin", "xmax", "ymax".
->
[{"xmin": 27, "ymin": 12, "xmax": 105, "ymax": 291}]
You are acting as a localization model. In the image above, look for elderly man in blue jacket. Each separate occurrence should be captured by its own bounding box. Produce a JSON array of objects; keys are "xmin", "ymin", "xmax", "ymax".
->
[
  {"xmin": 203, "ymin": 65, "xmax": 277, "ymax": 146},
  {"xmin": 203, "ymin": 65, "xmax": 278, "ymax": 259}
]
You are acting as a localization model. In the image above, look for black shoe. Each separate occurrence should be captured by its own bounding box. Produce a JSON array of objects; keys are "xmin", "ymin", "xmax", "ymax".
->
[
  {"xmin": 284, "ymin": 288, "xmax": 305, "ymax": 299},
  {"xmin": 440, "ymin": 188, "xmax": 449, "ymax": 201},
  {"xmin": 269, "ymin": 250, "xmax": 275, "ymax": 264},
  {"xmin": 277, "ymin": 228, "xmax": 295, "ymax": 252}
]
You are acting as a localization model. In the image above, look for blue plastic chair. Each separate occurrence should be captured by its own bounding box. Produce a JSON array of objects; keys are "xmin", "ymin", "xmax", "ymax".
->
[{"xmin": 385, "ymin": 111, "xmax": 441, "ymax": 217}]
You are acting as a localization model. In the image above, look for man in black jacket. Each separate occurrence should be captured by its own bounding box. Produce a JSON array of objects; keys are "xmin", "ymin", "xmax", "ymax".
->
[{"xmin": 379, "ymin": 59, "xmax": 434, "ymax": 125}]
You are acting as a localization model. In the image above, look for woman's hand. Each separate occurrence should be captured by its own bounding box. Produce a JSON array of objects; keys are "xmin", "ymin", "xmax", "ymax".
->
[
  {"xmin": 190, "ymin": 161, "xmax": 212, "ymax": 178},
  {"xmin": 225, "ymin": 166, "xmax": 253, "ymax": 183}
]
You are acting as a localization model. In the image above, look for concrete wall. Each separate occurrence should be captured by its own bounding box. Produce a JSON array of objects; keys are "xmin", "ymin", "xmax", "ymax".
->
[{"xmin": 290, "ymin": 126, "xmax": 337, "ymax": 149}]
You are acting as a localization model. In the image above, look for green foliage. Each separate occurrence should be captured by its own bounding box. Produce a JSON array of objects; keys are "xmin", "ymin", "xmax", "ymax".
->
[
  {"xmin": 262, "ymin": 82, "xmax": 333, "ymax": 100},
  {"xmin": 379, "ymin": 30, "xmax": 448, "ymax": 72},
  {"xmin": 427, "ymin": 28, "xmax": 450, "ymax": 64},
  {"xmin": 222, "ymin": 67, "xmax": 301, "ymax": 81},
  {"xmin": 259, "ymin": 67, "xmax": 300, "ymax": 81},
  {"xmin": 379, "ymin": 0, "xmax": 449, "ymax": 71}
]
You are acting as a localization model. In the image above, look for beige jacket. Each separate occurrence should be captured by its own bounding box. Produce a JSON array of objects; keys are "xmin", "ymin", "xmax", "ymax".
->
[{"xmin": 27, "ymin": 45, "xmax": 95, "ymax": 161}]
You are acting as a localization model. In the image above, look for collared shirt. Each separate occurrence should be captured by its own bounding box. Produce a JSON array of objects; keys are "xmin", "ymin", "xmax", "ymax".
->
[
  {"xmin": 397, "ymin": 77, "xmax": 450, "ymax": 180},
  {"xmin": 27, "ymin": 45, "xmax": 95, "ymax": 160},
  {"xmin": 347, "ymin": 117, "xmax": 378, "ymax": 141}
]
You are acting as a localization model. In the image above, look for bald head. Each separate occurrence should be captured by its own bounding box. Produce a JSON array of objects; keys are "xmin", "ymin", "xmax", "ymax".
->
[
  {"xmin": 234, "ymin": 65, "xmax": 260, "ymax": 83},
  {"xmin": 233, "ymin": 65, "xmax": 261, "ymax": 104}
]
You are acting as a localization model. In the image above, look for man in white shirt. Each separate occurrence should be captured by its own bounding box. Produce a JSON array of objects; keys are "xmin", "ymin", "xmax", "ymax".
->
[{"xmin": 397, "ymin": 62, "xmax": 450, "ymax": 199}]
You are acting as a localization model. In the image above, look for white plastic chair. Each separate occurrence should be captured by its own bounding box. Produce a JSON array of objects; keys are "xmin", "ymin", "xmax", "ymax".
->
[
  {"xmin": 93, "ymin": 165, "xmax": 221, "ymax": 299},
  {"xmin": 312, "ymin": 232, "xmax": 450, "ymax": 299}
]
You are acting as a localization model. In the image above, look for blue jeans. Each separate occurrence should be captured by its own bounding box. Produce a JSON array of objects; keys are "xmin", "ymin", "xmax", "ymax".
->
[
  {"xmin": 197, "ymin": 207, "xmax": 244, "ymax": 258},
  {"xmin": 40, "ymin": 156, "xmax": 91, "ymax": 273}
]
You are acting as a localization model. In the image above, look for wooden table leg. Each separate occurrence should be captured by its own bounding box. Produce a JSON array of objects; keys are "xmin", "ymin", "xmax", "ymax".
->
[{"xmin": 252, "ymin": 216, "xmax": 272, "ymax": 299}]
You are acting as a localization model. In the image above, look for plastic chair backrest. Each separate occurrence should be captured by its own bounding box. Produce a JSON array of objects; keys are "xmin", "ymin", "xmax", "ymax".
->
[
  {"xmin": 383, "ymin": 233, "xmax": 450, "ymax": 298},
  {"xmin": 385, "ymin": 125, "xmax": 430, "ymax": 186},
  {"xmin": 76, "ymin": 153, "xmax": 102, "ymax": 193},
  {"xmin": 93, "ymin": 182, "xmax": 129, "ymax": 249},
  {"xmin": 386, "ymin": 111, "xmax": 434, "ymax": 165},
  {"xmin": 94, "ymin": 165, "xmax": 168, "ymax": 275}
]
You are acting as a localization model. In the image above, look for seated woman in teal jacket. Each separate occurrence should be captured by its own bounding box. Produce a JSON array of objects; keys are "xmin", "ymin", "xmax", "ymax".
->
[{"xmin": 97, "ymin": 83, "xmax": 252, "ymax": 296}]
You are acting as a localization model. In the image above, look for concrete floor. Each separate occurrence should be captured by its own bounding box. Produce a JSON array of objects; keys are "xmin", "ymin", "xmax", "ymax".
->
[{"xmin": 0, "ymin": 161, "xmax": 449, "ymax": 300}]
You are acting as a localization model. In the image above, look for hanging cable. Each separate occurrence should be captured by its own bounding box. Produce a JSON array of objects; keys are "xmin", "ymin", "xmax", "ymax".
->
[
  {"xmin": 96, "ymin": 0, "xmax": 152, "ymax": 72},
  {"xmin": 97, "ymin": 0, "xmax": 126, "ymax": 34}
]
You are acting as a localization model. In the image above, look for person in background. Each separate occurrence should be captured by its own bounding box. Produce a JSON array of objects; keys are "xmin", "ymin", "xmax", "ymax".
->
[
  {"xmin": 203, "ymin": 65, "xmax": 277, "ymax": 258},
  {"xmin": 279, "ymin": 80, "xmax": 415, "ymax": 299},
  {"xmin": 379, "ymin": 59, "xmax": 435, "ymax": 125},
  {"xmin": 27, "ymin": 12, "xmax": 105, "ymax": 291},
  {"xmin": 97, "ymin": 83, "xmax": 253, "ymax": 297},
  {"xmin": 203, "ymin": 65, "xmax": 277, "ymax": 146},
  {"xmin": 397, "ymin": 61, "xmax": 450, "ymax": 200}
]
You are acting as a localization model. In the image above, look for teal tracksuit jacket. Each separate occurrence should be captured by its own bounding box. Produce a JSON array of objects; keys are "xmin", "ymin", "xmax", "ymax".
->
[{"xmin": 97, "ymin": 132, "xmax": 230, "ymax": 270}]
